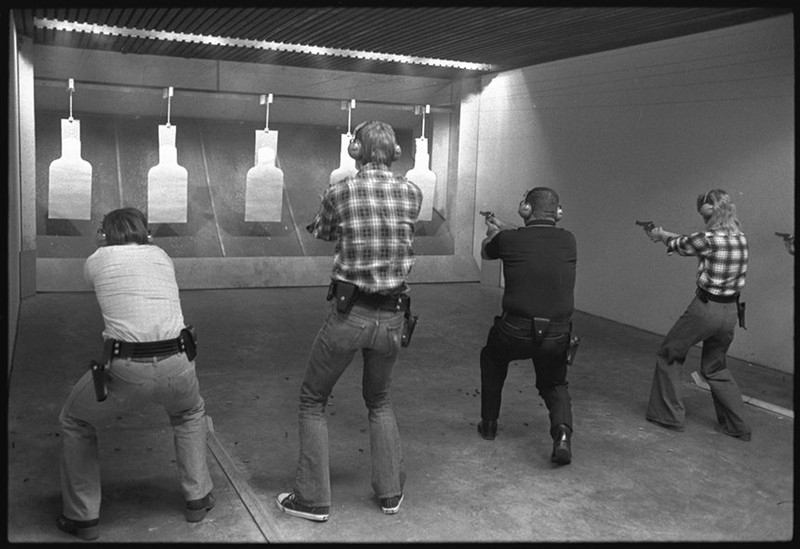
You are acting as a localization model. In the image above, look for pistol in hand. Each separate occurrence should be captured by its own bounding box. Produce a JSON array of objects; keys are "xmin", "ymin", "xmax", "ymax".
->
[
  {"xmin": 775, "ymin": 232, "xmax": 793, "ymax": 242},
  {"xmin": 479, "ymin": 210, "xmax": 495, "ymax": 222},
  {"xmin": 635, "ymin": 220, "xmax": 655, "ymax": 233}
]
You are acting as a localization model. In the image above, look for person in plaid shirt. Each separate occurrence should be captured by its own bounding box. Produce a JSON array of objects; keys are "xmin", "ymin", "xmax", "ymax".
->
[
  {"xmin": 644, "ymin": 189, "xmax": 751, "ymax": 440},
  {"xmin": 277, "ymin": 121, "xmax": 422, "ymax": 522}
]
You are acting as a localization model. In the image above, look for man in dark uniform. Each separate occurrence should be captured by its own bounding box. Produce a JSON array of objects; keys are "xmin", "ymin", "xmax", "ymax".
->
[{"xmin": 478, "ymin": 187, "xmax": 577, "ymax": 465}]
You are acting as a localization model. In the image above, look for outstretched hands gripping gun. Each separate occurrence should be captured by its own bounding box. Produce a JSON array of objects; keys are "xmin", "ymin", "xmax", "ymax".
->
[
  {"xmin": 776, "ymin": 232, "xmax": 795, "ymax": 255},
  {"xmin": 635, "ymin": 220, "xmax": 655, "ymax": 233}
]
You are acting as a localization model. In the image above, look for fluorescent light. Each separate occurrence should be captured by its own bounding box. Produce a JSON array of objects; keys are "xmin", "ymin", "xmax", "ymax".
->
[{"xmin": 35, "ymin": 17, "xmax": 495, "ymax": 72}]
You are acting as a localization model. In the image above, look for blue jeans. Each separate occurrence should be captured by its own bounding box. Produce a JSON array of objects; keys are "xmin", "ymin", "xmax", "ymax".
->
[
  {"xmin": 293, "ymin": 301, "xmax": 405, "ymax": 507},
  {"xmin": 480, "ymin": 315, "xmax": 573, "ymax": 439},
  {"xmin": 646, "ymin": 296, "xmax": 750, "ymax": 436},
  {"xmin": 58, "ymin": 353, "xmax": 212, "ymax": 522}
]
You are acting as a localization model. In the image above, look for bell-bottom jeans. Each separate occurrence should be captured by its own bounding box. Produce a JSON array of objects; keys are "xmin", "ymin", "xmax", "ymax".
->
[
  {"xmin": 292, "ymin": 301, "xmax": 405, "ymax": 508},
  {"xmin": 58, "ymin": 353, "xmax": 212, "ymax": 522},
  {"xmin": 646, "ymin": 296, "xmax": 750, "ymax": 436}
]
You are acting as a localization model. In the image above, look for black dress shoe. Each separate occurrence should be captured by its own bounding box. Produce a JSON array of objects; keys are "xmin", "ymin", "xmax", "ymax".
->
[
  {"xmin": 478, "ymin": 420, "xmax": 497, "ymax": 440},
  {"xmin": 551, "ymin": 425, "xmax": 572, "ymax": 465}
]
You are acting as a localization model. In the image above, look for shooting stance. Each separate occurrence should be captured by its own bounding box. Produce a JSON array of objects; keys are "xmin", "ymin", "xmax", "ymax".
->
[
  {"xmin": 277, "ymin": 121, "xmax": 422, "ymax": 522},
  {"xmin": 643, "ymin": 189, "xmax": 751, "ymax": 440},
  {"xmin": 478, "ymin": 187, "xmax": 577, "ymax": 465},
  {"xmin": 56, "ymin": 208, "xmax": 213, "ymax": 541}
]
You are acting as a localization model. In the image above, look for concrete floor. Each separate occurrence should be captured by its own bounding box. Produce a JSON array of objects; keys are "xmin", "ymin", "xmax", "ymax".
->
[{"xmin": 6, "ymin": 283, "xmax": 794, "ymax": 542}]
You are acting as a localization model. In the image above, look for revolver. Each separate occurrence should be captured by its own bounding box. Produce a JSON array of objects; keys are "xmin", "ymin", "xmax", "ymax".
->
[
  {"xmin": 635, "ymin": 220, "xmax": 655, "ymax": 233},
  {"xmin": 479, "ymin": 210, "xmax": 495, "ymax": 221},
  {"xmin": 775, "ymin": 232, "xmax": 793, "ymax": 242}
]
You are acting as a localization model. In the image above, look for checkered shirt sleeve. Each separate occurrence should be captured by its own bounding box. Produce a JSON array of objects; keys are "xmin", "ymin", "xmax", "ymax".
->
[
  {"xmin": 667, "ymin": 230, "xmax": 748, "ymax": 296},
  {"xmin": 307, "ymin": 163, "xmax": 423, "ymax": 293}
]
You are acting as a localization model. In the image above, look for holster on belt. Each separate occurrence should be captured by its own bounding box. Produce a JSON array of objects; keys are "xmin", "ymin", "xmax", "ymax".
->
[
  {"xmin": 180, "ymin": 326, "xmax": 198, "ymax": 361},
  {"xmin": 401, "ymin": 295, "xmax": 418, "ymax": 348},
  {"xmin": 737, "ymin": 299, "xmax": 746, "ymax": 330},
  {"xmin": 90, "ymin": 359, "xmax": 107, "ymax": 402}
]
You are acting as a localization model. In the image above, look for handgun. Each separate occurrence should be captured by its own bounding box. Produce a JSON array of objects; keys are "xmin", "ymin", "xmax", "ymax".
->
[
  {"xmin": 479, "ymin": 210, "xmax": 495, "ymax": 221},
  {"xmin": 400, "ymin": 295, "xmax": 417, "ymax": 348},
  {"xmin": 566, "ymin": 336, "xmax": 580, "ymax": 365},
  {"xmin": 635, "ymin": 220, "xmax": 655, "ymax": 232},
  {"xmin": 775, "ymin": 232, "xmax": 793, "ymax": 241}
]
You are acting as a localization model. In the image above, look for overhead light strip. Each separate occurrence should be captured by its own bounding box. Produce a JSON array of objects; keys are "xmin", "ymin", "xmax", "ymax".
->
[{"xmin": 35, "ymin": 17, "xmax": 496, "ymax": 72}]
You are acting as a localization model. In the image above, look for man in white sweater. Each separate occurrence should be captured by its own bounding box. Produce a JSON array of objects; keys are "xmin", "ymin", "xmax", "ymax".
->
[{"xmin": 56, "ymin": 207, "xmax": 214, "ymax": 541}]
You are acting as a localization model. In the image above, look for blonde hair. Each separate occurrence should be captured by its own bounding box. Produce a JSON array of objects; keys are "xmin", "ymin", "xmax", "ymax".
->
[{"xmin": 703, "ymin": 189, "xmax": 742, "ymax": 234}]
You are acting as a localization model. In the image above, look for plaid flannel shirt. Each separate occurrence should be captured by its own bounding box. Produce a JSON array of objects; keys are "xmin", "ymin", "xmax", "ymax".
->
[
  {"xmin": 666, "ymin": 229, "xmax": 748, "ymax": 297},
  {"xmin": 306, "ymin": 162, "xmax": 423, "ymax": 293}
]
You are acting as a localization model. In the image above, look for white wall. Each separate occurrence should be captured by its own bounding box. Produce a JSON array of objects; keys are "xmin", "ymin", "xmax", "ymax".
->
[{"xmin": 473, "ymin": 15, "xmax": 794, "ymax": 373}]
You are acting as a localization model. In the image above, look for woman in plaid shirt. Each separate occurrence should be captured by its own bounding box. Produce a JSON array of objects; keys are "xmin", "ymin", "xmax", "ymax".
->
[{"xmin": 644, "ymin": 189, "xmax": 751, "ymax": 441}]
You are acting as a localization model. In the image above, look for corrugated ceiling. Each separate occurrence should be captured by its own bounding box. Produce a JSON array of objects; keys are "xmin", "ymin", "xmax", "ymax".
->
[{"xmin": 13, "ymin": 6, "xmax": 792, "ymax": 79}]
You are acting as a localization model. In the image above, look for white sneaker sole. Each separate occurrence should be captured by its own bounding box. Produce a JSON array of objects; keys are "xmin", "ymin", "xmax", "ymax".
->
[{"xmin": 381, "ymin": 493, "xmax": 404, "ymax": 515}]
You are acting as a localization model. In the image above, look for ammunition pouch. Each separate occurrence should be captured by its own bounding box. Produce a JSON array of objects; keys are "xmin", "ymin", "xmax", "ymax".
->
[
  {"xmin": 532, "ymin": 317, "xmax": 551, "ymax": 342},
  {"xmin": 328, "ymin": 280, "xmax": 360, "ymax": 314}
]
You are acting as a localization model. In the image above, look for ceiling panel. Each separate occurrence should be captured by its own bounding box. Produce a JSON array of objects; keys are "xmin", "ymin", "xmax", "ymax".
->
[{"xmin": 13, "ymin": 7, "xmax": 792, "ymax": 80}]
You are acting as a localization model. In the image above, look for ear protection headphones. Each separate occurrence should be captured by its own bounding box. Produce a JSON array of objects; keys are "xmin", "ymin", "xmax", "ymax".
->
[
  {"xmin": 518, "ymin": 189, "xmax": 564, "ymax": 221},
  {"xmin": 518, "ymin": 199, "xmax": 533, "ymax": 218},
  {"xmin": 348, "ymin": 121, "xmax": 402, "ymax": 163},
  {"xmin": 696, "ymin": 190, "xmax": 714, "ymax": 217}
]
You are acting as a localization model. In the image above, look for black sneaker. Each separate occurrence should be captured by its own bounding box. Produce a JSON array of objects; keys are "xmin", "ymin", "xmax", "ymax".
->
[
  {"xmin": 276, "ymin": 492, "xmax": 330, "ymax": 522},
  {"xmin": 380, "ymin": 493, "xmax": 404, "ymax": 515},
  {"xmin": 186, "ymin": 492, "xmax": 216, "ymax": 522},
  {"xmin": 56, "ymin": 515, "xmax": 100, "ymax": 541}
]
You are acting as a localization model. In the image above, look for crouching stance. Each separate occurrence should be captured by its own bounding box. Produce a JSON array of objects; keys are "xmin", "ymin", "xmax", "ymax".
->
[
  {"xmin": 57, "ymin": 208, "xmax": 214, "ymax": 541},
  {"xmin": 478, "ymin": 187, "xmax": 577, "ymax": 465}
]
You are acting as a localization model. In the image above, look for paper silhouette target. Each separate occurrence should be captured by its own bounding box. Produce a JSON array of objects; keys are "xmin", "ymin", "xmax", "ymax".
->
[
  {"xmin": 47, "ymin": 119, "xmax": 93, "ymax": 220},
  {"xmin": 245, "ymin": 130, "xmax": 284, "ymax": 222},
  {"xmin": 147, "ymin": 124, "xmax": 188, "ymax": 223},
  {"xmin": 405, "ymin": 137, "xmax": 437, "ymax": 221}
]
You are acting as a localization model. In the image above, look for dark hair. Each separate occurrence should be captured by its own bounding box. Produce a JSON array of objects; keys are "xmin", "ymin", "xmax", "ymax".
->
[
  {"xmin": 101, "ymin": 207, "xmax": 150, "ymax": 245},
  {"xmin": 356, "ymin": 121, "xmax": 398, "ymax": 165},
  {"xmin": 525, "ymin": 187, "xmax": 560, "ymax": 218}
]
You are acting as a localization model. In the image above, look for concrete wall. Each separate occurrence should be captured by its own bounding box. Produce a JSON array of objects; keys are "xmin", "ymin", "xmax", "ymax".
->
[
  {"xmin": 473, "ymin": 15, "xmax": 794, "ymax": 373},
  {"xmin": 7, "ymin": 25, "xmax": 38, "ymax": 376}
]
